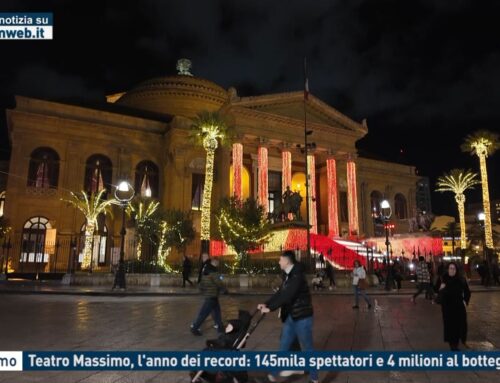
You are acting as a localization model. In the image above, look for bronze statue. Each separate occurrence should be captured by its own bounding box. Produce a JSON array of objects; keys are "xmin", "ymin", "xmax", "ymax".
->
[{"xmin": 271, "ymin": 186, "xmax": 303, "ymax": 222}]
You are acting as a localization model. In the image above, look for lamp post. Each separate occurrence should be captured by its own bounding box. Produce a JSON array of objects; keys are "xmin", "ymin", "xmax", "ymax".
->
[
  {"xmin": 478, "ymin": 212, "xmax": 486, "ymax": 261},
  {"xmin": 381, "ymin": 199, "xmax": 392, "ymax": 291},
  {"xmin": 113, "ymin": 181, "xmax": 135, "ymax": 290}
]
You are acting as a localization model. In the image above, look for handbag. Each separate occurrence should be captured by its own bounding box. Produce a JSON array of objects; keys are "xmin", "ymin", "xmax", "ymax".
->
[{"xmin": 358, "ymin": 278, "xmax": 368, "ymax": 290}]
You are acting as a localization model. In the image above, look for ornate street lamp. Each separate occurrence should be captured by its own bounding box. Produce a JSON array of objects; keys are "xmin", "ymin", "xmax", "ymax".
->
[
  {"xmin": 113, "ymin": 181, "xmax": 134, "ymax": 289},
  {"xmin": 478, "ymin": 212, "xmax": 486, "ymax": 261},
  {"xmin": 380, "ymin": 199, "xmax": 392, "ymax": 290}
]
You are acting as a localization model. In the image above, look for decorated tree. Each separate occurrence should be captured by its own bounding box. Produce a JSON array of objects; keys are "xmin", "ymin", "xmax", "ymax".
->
[
  {"xmin": 216, "ymin": 197, "xmax": 273, "ymax": 272},
  {"xmin": 436, "ymin": 169, "xmax": 479, "ymax": 251},
  {"xmin": 64, "ymin": 189, "xmax": 116, "ymax": 270},
  {"xmin": 156, "ymin": 209, "xmax": 195, "ymax": 271},
  {"xmin": 461, "ymin": 130, "xmax": 499, "ymax": 249},
  {"xmin": 190, "ymin": 111, "xmax": 232, "ymax": 252},
  {"xmin": 126, "ymin": 197, "xmax": 160, "ymax": 260}
]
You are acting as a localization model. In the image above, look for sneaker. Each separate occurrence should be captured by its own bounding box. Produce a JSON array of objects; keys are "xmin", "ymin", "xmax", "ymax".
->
[
  {"xmin": 310, "ymin": 380, "xmax": 319, "ymax": 383},
  {"xmin": 352, "ymin": 305, "xmax": 359, "ymax": 309},
  {"xmin": 267, "ymin": 373, "xmax": 277, "ymax": 382},
  {"xmin": 213, "ymin": 324, "xmax": 219, "ymax": 329},
  {"xmin": 328, "ymin": 286, "xmax": 333, "ymax": 291},
  {"xmin": 279, "ymin": 370, "xmax": 305, "ymax": 377},
  {"xmin": 190, "ymin": 327, "xmax": 202, "ymax": 336}
]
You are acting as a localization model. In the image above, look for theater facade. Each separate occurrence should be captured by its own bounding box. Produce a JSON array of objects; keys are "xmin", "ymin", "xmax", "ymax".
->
[{"xmin": 1, "ymin": 62, "xmax": 424, "ymax": 272}]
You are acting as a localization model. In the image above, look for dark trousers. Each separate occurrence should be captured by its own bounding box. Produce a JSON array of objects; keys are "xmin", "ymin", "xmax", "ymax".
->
[
  {"xmin": 413, "ymin": 282, "xmax": 433, "ymax": 299},
  {"xmin": 192, "ymin": 297, "xmax": 223, "ymax": 331},
  {"xmin": 182, "ymin": 272, "xmax": 193, "ymax": 287}
]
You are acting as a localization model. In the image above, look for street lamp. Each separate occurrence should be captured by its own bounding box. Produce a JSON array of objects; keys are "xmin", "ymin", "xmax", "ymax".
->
[
  {"xmin": 478, "ymin": 212, "xmax": 486, "ymax": 260},
  {"xmin": 380, "ymin": 199, "xmax": 392, "ymax": 290},
  {"xmin": 113, "ymin": 181, "xmax": 135, "ymax": 289}
]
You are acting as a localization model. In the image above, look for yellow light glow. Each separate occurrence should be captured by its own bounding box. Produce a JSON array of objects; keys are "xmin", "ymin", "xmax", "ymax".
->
[{"xmin": 229, "ymin": 165, "xmax": 250, "ymax": 199}]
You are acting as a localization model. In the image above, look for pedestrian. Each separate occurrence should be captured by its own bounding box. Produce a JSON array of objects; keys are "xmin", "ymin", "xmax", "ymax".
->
[
  {"xmin": 437, "ymin": 262, "xmax": 471, "ymax": 351},
  {"xmin": 190, "ymin": 257, "xmax": 226, "ymax": 336},
  {"xmin": 197, "ymin": 252, "xmax": 210, "ymax": 284},
  {"xmin": 352, "ymin": 260, "xmax": 372, "ymax": 309},
  {"xmin": 257, "ymin": 250, "xmax": 318, "ymax": 383},
  {"xmin": 318, "ymin": 252, "xmax": 325, "ymax": 269},
  {"xmin": 325, "ymin": 261, "xmax": 336, "ymax": 290},
  {"xmin": 311, "ymin": 273, "xmax": 324, "ymax": 291},
  {"xmin": 182, "ymin": 255, "xmax": 193, "ymax": 287},
  {"xmin": 411, "ymin": 256, "xmax": 433, "ymax": 303},
  {"xmin": 392, "ymin": 261, "xmax": 402, "ymax": 291}
]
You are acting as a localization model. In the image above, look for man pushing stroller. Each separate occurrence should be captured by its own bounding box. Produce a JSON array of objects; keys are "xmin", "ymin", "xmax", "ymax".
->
[{"xmin": 257, "ymin": 250, "xmax": 319, "ymax": 383}]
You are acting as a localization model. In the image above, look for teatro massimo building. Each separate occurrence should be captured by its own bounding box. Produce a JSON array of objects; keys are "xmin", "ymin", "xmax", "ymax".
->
[{"xmin": 0, "ymin": 60, "xmax": 431, "ymax": 273}]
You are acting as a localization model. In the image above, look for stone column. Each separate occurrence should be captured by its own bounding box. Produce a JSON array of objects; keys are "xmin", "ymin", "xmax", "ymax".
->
[
  {"xmin": 326, "ymin": 157, "xmax": 339, "ymax": 237},
  {"xmin": 281, "ymin": 149, "xmax": 292, "ymax": 194},
  {"xmin": 232, "ymin": 143, "xmax": 243, "ymax": 199},
  {"xmin": 257, "ymin": 146, "xmax": 269, "ymax": 213},
  {"xmin": 307, "ymin": 154, "xmax": 318, "ymax": 234},
  {"xmin": 347, "ymin": 157, "xmax": 359, "ymax": 236}
]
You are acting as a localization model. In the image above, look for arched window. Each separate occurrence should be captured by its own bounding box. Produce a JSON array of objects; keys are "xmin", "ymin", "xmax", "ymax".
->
[
  {"xmin": 79, "ymin": 218, "xmax": 108, "ymax": 266},
  {"xmin": 84, "ymin": 154, "xmax": 113, "ymax": 197},
  {"xmin": 27, "ymin": 147, "xmax": 59, "ymax": 188},
  {"xmin": 395, "ymin": 193, "xmax": 407, "ymax": 219},
  {"xmin": 21, "ymin": 216, "xmax": 51, "ymax": 263},
  {"xmin": 370, "ymin": 190, "xmax": 383, "ymax": 218},
  {"xmin": 0, "ymin": 191, "xmax": 5, "ymax": 217},
  {"xmin": 135, "ymin": 160, "xmax": 159, "ymax": 198}
]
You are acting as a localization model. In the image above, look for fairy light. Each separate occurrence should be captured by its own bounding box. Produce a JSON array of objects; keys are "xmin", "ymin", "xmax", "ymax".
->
[
  {"xmin": 473, "ymin": 140, "xmax": 494, "ymax": 249},
  {"xmin": 347, "ymin": 160, "xmax": 359, "ymax": 236},
  {"xmin": 200, "ymin": 137, "xmax": 218, "ymax": 241},
  {"xmin": 326, "ymin": 157, "xmax": 339, "ymax": 237},
  {"xmin": 307, "ymin": 154, "xmax": 317, "ymax": 234},
  {"xmin": 258, "ymin": 146, "xmax": 269, "ymax": 213},
  {"xmin": 232, "ymin": 143, "xmax": 243, "ymax": 199},
  {"xmin": 282, "ymin": 150, "xmax": 292, "ymax": 193}
]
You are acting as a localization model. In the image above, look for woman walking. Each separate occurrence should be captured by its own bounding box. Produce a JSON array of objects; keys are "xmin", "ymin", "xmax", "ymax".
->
[
  {"xmin": 438, "ymin": 262, "xmax": 471, "ymax": 351},
  {"xmin": 352, "ymin": 260, "xmax": 372, "ymax": 309}
]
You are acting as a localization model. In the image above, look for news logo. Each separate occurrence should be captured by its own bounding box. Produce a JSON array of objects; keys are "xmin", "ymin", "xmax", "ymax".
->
[{"xmin": 0, "ymin": 13, "xmax": 53, "ymax": 40}]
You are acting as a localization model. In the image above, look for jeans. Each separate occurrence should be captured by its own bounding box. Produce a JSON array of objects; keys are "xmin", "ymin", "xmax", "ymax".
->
[
  {"xmin": 192, "ymin": 297, "xmax": 223, "ymax": 331},
  {"xmin": 278, "ymin": 315, "xmax": 318, "ymax": 381},
  {"xmin": 354, "ymin": 285, "xmax": 371, "ymax": 306}
]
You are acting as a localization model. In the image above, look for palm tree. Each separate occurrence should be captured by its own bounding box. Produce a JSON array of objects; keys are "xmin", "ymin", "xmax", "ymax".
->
[
  {"xmin": 461, "ymin": 130, "xmax": 499, "ymax": 249},
  {"xmin": 64, "ymin": 189, "xmax": 116, "ymax": 270},
  {"xmin": 190, "ymin": 111, "xmax": 232, "ymax": 252},
  {"xmin": 436, "ymin": 169, "xmax": 479, "ymax": 251},
  {"xmin": 126, "ymin": 197, "xmax": 160, "ymax": 260}
]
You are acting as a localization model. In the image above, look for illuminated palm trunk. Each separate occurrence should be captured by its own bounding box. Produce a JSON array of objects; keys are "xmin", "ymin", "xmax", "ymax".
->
[
  {"xmin": 82, "ymin": 221, "xmax": 95, "ymax": 270},
  {"xmin": 157, "ymin": 221, "xmax": 168, "ymax": 267},
  {"xmin": 201, "ymin": 144, "xmax": 216, "ymax": 242},
  {"xmin": 136, "ymin": 237, "xmax": 143, "ymax": 260},
  {"xmin": 478, "ymin": 153, "xmax": 494, "ymax": 249},
  {"xmin": 455, "ymin": 194, "xmax": 467, "ymax": 249}
]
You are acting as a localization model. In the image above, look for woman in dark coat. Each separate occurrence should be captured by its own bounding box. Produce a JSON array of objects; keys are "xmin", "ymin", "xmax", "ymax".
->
[{"xmin": 439, "ymin": 262, "xmax": 471, "ymax": 351}]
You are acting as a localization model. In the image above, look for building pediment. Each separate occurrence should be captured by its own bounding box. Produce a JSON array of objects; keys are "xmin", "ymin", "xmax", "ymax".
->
[{"xmin": 229, "ymin": 91, "xmax": 367, "ymax": 134}]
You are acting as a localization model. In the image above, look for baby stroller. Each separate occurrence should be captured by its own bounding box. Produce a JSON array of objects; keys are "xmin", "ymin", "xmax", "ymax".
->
[{"xmin": 190, "ymin": 309, "xmax": 266, "ymax": 383}]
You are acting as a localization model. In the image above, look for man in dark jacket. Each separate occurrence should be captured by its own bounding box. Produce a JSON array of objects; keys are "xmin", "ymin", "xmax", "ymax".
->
[
  {"xmin": 190, "ymin": 257, "xmax": 226, "ymax": 336},
  {"xmin": 257, "ymin": 251, "xmax": 318, "ymax": 383},
  {"xmin": 197, "ymin": 252, "xmax": 210, "ymax": 284}
]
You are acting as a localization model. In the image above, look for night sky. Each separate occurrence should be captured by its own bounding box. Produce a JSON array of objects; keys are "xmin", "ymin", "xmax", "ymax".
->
[{"xmin": 1, "ymin": 0, "xmax": 499, "ymax": 217}]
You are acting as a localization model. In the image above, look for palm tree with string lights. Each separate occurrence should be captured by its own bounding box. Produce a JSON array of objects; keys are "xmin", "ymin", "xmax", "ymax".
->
[
  {"xmin": 64, "ymin": 189, "xmax": 117, "ymax": 270},
  {"xmin": 461, "ymin": 130, "xmax": 499, "ymax": 250},
  {"xmin": 436, "ymin": 169, "xmax": 479, "ymax": 254},
  {"xmin": 190, "ymin": 111, "xmax": 232, "ymax": 253}
]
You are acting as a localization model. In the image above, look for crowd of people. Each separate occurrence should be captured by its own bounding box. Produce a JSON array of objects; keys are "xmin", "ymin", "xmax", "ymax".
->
[{"xmin": 185, "ymin": 250, "xmax": 480, "ymax": 382}]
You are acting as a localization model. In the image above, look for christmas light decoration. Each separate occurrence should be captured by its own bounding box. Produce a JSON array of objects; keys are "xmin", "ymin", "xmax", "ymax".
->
[
  {"xmin": 436, "ymin": 169, "xmax": 479, "ymax": 249},
  {"xmin": 326, "ymin": 158, "xmax": 339, "ymax": 237},
  {"xmin": 126, "ymin": 199, "xmax": 159, "ymax": 260},
  {"xmin": 307, "ymin": 154, "xmax": 317, "ymax": 234},
  {"xmin": 258, "ymin": 146, "xmax": 269, "ymax": 213},
  {"xmin": 63, "ymin": 189, "xmax": 116, "ymax": 270},
  {"xmin": 232, "ymin": 143, "xmax": 243, "ymax": 199},
  {"xmin": 347, "ymin": 160, "xmax": 359, "ymax": 237},
  {"xmin": 282, "ymin": 150, "xmax": 292, "ymax": 194}
]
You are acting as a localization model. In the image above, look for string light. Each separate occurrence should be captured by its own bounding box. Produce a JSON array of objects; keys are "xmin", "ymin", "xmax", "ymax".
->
[
  {"xmin": 258, "ymin": 146, "xmax": 268, "ymax": 213},
  {"xmin": 347, "ymin": 160, "xmax": 359, "ymax": 237},
  {"xmin": 200, "ymin": 138, "xmax": 217, "ymax": 241},
  {"xmin": 307, "ymin": 154, "xmax": 317, "ymax": 234},
  {"xmin": 232, "ymin": 143, "xmax": 243, "ymax": 199},
  {"xmin": 473, "ymin": 140, "xmax": 494, "ymax": 248},
  {"xmin": 282, "ymin": 150, "xmax": 292, "ymax": 193},
  {"xmin": 326, "ymin": 158, "xmax": 339, "ymax": 237}
]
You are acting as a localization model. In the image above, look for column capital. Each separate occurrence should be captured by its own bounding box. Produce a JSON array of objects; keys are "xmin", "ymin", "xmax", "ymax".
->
[{"xmin": 258, "ymin": 136, "xmax": 270, "ymax": 146}]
